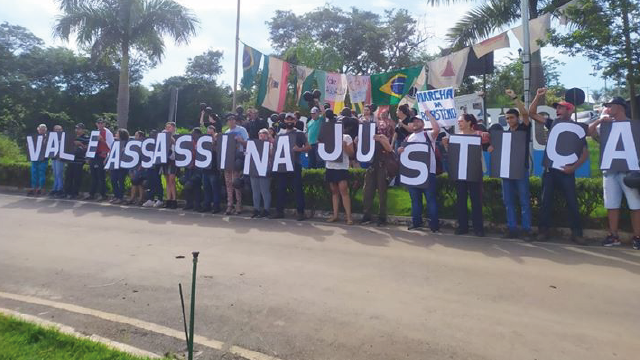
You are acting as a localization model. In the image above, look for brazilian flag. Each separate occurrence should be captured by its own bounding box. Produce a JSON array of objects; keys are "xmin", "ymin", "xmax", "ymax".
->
[
  {"xmin": 241, "ymin": 44, "xmax": 262, "ymax": 89},
  {"xmin": 370, "ymin": 66, "xmax": 422, "ymax": 105}
]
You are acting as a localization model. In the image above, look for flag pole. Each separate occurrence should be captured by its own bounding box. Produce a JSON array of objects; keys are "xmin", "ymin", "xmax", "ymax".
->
[
  {"xmin": 232, "ymin": 0, "xmax": 241, "ymax": 111},
  {"xmin": 521, "ymin": 0, "xmax": 531, "ymax": 107}
]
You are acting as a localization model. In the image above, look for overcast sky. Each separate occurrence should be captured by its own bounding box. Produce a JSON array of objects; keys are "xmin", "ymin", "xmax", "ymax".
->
[{"xmin": 0, "ymin": 0, "xmax": 606, "ymax": 97}]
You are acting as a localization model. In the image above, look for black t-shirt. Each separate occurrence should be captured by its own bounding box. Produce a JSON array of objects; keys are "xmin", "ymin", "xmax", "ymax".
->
[
  {"xmin": 341, "ymin": 116, "xmax": 359, "ymax": 140},
  {"xmin": 73, "ymin": 134, "xmax": 90, "ymax": 162},
  {"xmin": 246, "ymin": 119, "xmax": 269, "ymax": 140},
  {"xmin": 507, "ymin": 122, "xmax": 532, "ymax": 169},
  {"xmin": 395, "ymin": 117, "xmax": 411, "ymax": 143}
]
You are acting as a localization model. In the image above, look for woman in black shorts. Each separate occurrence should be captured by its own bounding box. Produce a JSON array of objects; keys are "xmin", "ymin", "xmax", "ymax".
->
[{"xmin": 326, "ymin": 131, "xmax": 355, "ymax": 224}]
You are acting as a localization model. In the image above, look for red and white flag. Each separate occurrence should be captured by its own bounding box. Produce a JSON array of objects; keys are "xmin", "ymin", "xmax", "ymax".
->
[{"xmin": 472, "ymin": 31, "xmax": 510, "ymax": 58}]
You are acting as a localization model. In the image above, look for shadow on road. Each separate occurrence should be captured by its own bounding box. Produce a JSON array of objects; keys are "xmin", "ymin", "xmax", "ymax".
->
[{"xmin": 3, "ymin": 195, "xmax": 640, "ymax": 275}]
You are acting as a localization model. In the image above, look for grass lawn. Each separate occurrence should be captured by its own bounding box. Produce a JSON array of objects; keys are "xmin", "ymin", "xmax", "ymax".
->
[{"xmin": 0, "ymin": 313, "xmax": 165, "ymax": 360}]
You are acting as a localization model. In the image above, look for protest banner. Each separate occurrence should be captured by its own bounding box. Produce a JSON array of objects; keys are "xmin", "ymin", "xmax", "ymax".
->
[{"xmin": 417, "ymin": 88, "xmax": 457, "ymax": 129}]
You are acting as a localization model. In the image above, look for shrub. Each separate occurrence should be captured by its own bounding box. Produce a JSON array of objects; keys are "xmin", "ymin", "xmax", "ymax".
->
[{"xmin": 0, "ymin": 135, "xmax": 26, "ymax": 164}]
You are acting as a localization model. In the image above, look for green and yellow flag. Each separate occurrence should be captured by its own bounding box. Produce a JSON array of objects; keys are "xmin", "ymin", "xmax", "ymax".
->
[
  {"xmin": 370, "ymin": 66, "xmax": 423, "ymax": 105},
  {"xmin": 241, "ymin": 44, "xmax": 262, "ymax": 89}
]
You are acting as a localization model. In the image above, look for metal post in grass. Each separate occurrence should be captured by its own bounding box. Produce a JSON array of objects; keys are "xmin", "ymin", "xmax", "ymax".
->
[{"xmin": 188, "ymin": 251, "xmax": 199, "ymax": 360}]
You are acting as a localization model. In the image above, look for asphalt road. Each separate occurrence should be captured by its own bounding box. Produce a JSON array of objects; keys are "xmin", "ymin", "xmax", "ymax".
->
[{"xmin": 0, "ymin": 193, "xmax": 639, "ymax": 360}]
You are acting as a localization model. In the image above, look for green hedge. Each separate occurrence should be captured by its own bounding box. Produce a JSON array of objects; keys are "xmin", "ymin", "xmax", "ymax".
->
[{"xmin": 1, "ymin": 161, "xmax": 629, "ymax": 231}]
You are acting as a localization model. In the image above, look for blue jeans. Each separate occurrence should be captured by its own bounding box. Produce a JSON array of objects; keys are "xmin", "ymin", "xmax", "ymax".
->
[
  {"xmin": 30, "ymin": 160, "xmax": 48, "ymax": 189},
  {"xmin": 52, "ymin": 159, "xmax": 65, "ymax": 192},
  {"xmin": 110, "ymin": 169, "xmax": 127, "ymax": 199},
  {"xmin": 202, "ymin": 172, "xmax": 221, "ymax": 210},
  {"xmin": 502, "ymin": 177, "xmax": 531, "ymax": 232},
  {"xmin": 407, "ymin": 173, "xmax": 439, "ymax": 231},
  {"xmin": 540, "ymin": 169, "xmax": 582, "ymax": 236},
  {"xmin": 276, "ymin": 163, "xmax": 304, "ymax": 214}
]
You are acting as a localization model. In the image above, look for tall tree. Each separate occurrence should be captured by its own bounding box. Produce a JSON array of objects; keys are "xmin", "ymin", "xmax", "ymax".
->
[
  {"xmin": 53, "ymin": 0, "xmax": 199, "ymax": 129},
  {"xmin": 426, "ymin": 0, "xmax": 574, "ymax": 103},
  {"xmin": 550, "ymin": 0, "xmax": 639, "ymax": 118}
]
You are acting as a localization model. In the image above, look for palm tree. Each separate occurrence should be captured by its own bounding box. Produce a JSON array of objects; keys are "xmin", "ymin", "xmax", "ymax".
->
[
  {"xmin": 54, "ymin": 0, "xmax": 198, "ymax": 129},
  {"xmin": 427, "ymin": 0, "xmax": 573, "ymax": 98}
]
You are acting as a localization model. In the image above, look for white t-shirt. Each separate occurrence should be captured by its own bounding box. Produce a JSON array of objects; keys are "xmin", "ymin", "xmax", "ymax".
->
[
  {"xmin": 326, "ymin": 134, "xmax": 353, "ymax": 170},
  {"xmin": 405, "ymin": 131, "xmax": 437, "ymax": 174}
]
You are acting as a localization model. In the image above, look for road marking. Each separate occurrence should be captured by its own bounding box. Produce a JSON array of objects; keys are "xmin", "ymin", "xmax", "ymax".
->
[
  {"xmin": 0, "ymin": 307, "xmax": 161, "ymax": 358},
  {"xmin": 0, "ymin": 291, "xmax": 284, "ymax": 360}
]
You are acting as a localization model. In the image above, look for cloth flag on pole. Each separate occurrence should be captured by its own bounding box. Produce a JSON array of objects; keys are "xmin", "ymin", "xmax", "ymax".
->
[
  {"xmin": 398, "ymin": 66, "xmax": 427, "ymax": 109},
  {"xmin": 295, "ymin": 65, "xmax": 315, "ymax": 107},
  {"xmin": 257, "ymin": 56, "xmax": 290, "ymax": 112},
  {"xmin": 427, "ymin": 47, "xmax": 470, "ymax": 89},
  {"xmin": 325, "ymin": 72, "xmax": 348, "ymax": 102},
  {"xmin": 241, "ymin": 44, "xmax": 262, "ymax": 89},
  {"xmin": 472, "ymin": 31, "xmax": 510, "ymax": 58},
  {"xmin": 314, "ymin": 70, "xmax": 327, "ymax": 104},
  {"xmin": 370, "ymin": 66, "xmax": 423, "ymax": 105},
  {"xmin": 347, "ymin": 74, "xmax": 371, "ymax": 114},
  {"xmin": 512, "ymin": 13, "xmax": 552, "ymax": 53}
]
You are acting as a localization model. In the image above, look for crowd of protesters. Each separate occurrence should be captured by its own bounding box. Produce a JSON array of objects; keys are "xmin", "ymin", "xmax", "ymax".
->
[{"xmin": 26, "ymin": 89, "xmax": 640, "ymax": 250}]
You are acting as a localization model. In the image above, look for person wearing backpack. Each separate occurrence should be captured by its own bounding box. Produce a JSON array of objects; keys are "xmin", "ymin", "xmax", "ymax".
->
[{"xmin": 397, "ymin": 112, "xmax": 441, "ymax": 233}]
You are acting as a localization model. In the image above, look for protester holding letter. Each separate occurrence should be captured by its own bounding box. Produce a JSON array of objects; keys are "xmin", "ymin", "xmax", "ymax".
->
[
  {"xmin": 47, "ymin": 125, "xmax": 66, "ymax": 198},
  {"xmin": 443, "ymin": 114, "xmax": 489, "ymax": 236},
  {"xmin": 27, "ymin": 124, "xmax": 48, "ymax": 196},
  {"xmin": 162, "ymin": 122, "xmax": 178, "ymax": 209},
  {"xmin": 109, "ymin": 129, "xmax": 129, "ymax": 204},
  {"xmin": 200, "ymin": 125, "xmax": 222, "ymax": 214},
  {"xmin": 182, "ymin": 128, "xmax": 203, "ymax": 211},
  {"xmin": 142, "ymin": 130, "xmax": 164, "ymax": 208},
  {"xmin": 499, "ymin": 89, "xmax": 534, "ymax": 240},
  {"xmin": 326, "ymin": 125, "xmax": 355, "ymax": 225},
  {"xmin": 529, "ymin": 88, "xmax": 588, "ymax": 244},
  {"xmin": 64, "ymin": 123, "xmax": 89, "ymax": 199},
  {"xmin": 306, "ymin": 106, "xmax": 325, "ymax": 169},
  {"xmin": 273, "ymin": 113, "xmax": 311, "ymax": 221},
  {"xmin": 588, "ymin": 97, "xmax": 640, "ymax": 249},
  {"xmin": 126, "ymin": 131, "xmax": 146, "ymax": 206},
  {"xmin": 397, "ymin": 112, "xmax": 440, "ymax": 233},
  {"xmin": 85, "ymin": 118, "xmax": 113, "ymax": 201},
  {"xmin": 223, "ymin": 113, "xmax": 249, "ymax": 215},
  {"xmin": 250, "ymin": 128, "xmax": 274, "ymax": 218},
  {"xmin": 360, "ymin": 111, "xmax": 394, "ymax": 226}
]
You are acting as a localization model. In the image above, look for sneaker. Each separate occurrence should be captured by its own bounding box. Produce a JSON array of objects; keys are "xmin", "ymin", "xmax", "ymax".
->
[
  {"xmin": 297, "ymin": 213, "xmax": 306, "ymax": 221},
  {"xmin": 183, "ymin": 204, "xmax": 194, "ymax": 210},
  {"xmin": 251, "ymin": 210, "xmax": 260, "ymax": 218},
  {"xmin": 633, "ymin": 236, "xmax": 640, "ymax": 250},
  {"xmin": 407, "ymin": 224, "xmax": 422, "ymax": 231},
  {"xmin": 142, "ymin": 200, "xmax": 154, "ymax": 207},
  {"xmin": 260, "ymin": 210, "xmax": 269, "ymax": 218},
  {"xmin": 212, "ymin": 207, "xmax": 222, "ymax": 214},
  {"xmin": 83, "ymin": 194, "xmax": 95, "ymax": 201},
  {"xmin": 502, "ymin": 230, "xmax": 519, "ymax": 239},
  {"xmin": 602, "ymin": 234, "xmax": 621, "ymax": 247},
  {"xmin": 225, "ymin": 207, "xmax": 234, "ymax": 215},
  {"xmin": 359, "ymin": 216, "xmax": 372, "ymax": 225},
  {"xmin": 95, "ymin": 195, "xmax": 105, "ymax": 202},
  {"xmin": 48, "ymin": 190, "xmax": 57, "ymax": 197},
  {"xmin": 431, "ymin": 229, "xmax": 442, "ymax": 234},
  {"xmin": 153, "ymin": 200, "xmax": 164, "ymax": 208},
  {"xmin": 27, "ymin": 190, "xmax": 35, "ymax": 196},
  {"xmin": 199, "ymin": 206, "xmax": 212, "ymax": 213},
  {"xmin": 376, "ymin": 218, "xmax": 387, "ymax": 227},
  {"xmin": 522, "ymin": 231, "xmax": 536, "ymax": 242}
]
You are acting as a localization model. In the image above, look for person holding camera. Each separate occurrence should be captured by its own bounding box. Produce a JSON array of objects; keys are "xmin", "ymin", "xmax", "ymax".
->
[
  {"xmin": 200, "ymin": 125, "xmax": 222, "ymax": 214},
  {"xmin": 393, "ymin": 104, "xmax": 413, "ymax": 151},
  {"xmin": 223, "ymin": 113, "xmax": 249, "ymax": 215},
  {"xmin": 272, "ymin": 113, "xmax": 311, "ymax": 220},
  {"xmin": 64, "ymin": 123, "xmax": 89, "ymax": 199},
  {"xmin": 200, "ymin": 104, "xmax": 222, "ymax": 133}
]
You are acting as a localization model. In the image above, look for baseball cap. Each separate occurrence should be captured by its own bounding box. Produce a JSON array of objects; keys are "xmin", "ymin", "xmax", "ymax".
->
[
  {"xmin": 310, "ymin": 107, "xmax": 320, "ymax": 114},
  {"xmin": 552, "ymin": 101, "xmax": 575, "ymax": 113},
  {"xmin": 603, "ymin": 96, "xmax": 627, "ymax": 109},
  {"xmin": 225, "ymin": 112, "xmax": 237, "ymax": 120},
  {"xmin": 96, "ymin": 118, "xmax": 105, "ymax": 123},
  {"xmin": 285, "ymin": 113, "xmax": 295, "ymax": 119},
  {"xmin": 75, "ymin": 123, "xmax": 86, "ymax": 129}
]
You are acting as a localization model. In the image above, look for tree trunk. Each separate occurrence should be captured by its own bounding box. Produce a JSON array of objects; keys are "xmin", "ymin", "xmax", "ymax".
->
[
  {"xmin": 621, "ymin": 0, "xmax": 638, "ymax": 118},
  {"xmin": 116, "ymin": 43, "xmax": 130, "ymax": 130},
  {"xmin": 530, "ymin": 50, "xmax": 547, "ymax": 145}
]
